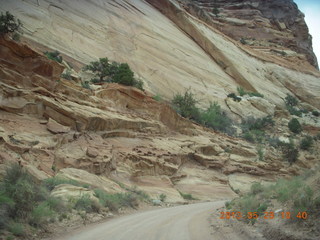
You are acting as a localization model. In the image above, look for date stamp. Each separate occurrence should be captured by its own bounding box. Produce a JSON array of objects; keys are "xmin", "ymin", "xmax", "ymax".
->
[{"xmin": 220, "ymin": 211, "xmax": 308, "ymax": 220}]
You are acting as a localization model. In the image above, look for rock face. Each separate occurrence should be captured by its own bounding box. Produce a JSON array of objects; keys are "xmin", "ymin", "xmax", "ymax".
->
[
  {"xmin": 178, "ymin": 0, "xmax": 318, "ymax": 69},
  {"xmin": 0, "ymin": 1, "xmax": 319, "ymax": 201}
]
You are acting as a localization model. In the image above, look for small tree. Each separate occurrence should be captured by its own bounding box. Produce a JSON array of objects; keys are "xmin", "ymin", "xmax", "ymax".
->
[
  {"xmin": 172, "ymin": 90, "xmax": 200, "ymax": 121},
  {"xmin": 288, "ymin": 118, "xmax": 302, "ymax": 134},
  {"xmin": 84, "ymin": 58, "xmax": 110, "ymax": 82},
  {"xmin": 300, "ymin": 136, "xmax": 313, "ymax": 150},
  {"xmin": 212, "ymin": 7, "xmax": 220, "ymax": 17},
  {"xmin": 0, "ymin": 11, "xmax": 22, "ymax": 35},
  {"xmin": 284, "ymin": 94, "xmax": 298, "ymax": 107},
  {"xmin": 44, "ymin": 50, "xmax": 62, "ymax": 63},
  {"xmin": 113, "ymin": 63, "xmax": 135, "ymax": 86}
]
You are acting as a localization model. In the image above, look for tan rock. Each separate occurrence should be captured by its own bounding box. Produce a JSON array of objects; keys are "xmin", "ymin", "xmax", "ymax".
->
[
  {"xmin": 56, "ymin": 168, "xmax": 124, "ymax": 193},
  {"xmin": 47, "ymin": 118, "xmax": 71, "ymax": 134},
  {"xmin": 51, "ymin": 184, "xmax": 99, "ymax": 203}
]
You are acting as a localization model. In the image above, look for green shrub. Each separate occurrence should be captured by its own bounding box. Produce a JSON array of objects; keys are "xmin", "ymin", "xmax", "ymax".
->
[
  {"xmin": 159, "ymin": 193, "xmax": 167, "ymax": 202},
  {"xmin": 200, "ymin": 102, "xmax": 233, "ymax": 134},
  {"xmin": 237, "ymin": 86, "xmax": 263, "ymax": 98},
  {"xmin": 152, "ymin": 94, "xmax": 162, "ymax": 102},
  {"xmin": 61, "ymin": 69, "xmax": 72, "ymax": 80},
  {"xmin": 300, "ymin": 136, "xmax": 313, "ymax": 150},
  {"xmin": 288, "ymin": 118, "xmax": 302, "ymax": 134},
  {"xmin": 81, "ymin": 81, "xmax": 91, "ymax": 89},
  {"xmin": 94, "ymin": 189, "xmax": 139, "ymax": 211},
  {"xmin": 212, "ymin": 7, "xmax": 220, "ymax": 17},
  {"xmin": 227, "ymin": 93, "xmax": 241, "ymax": 102},
  {"xmin": 172, "ymin": 90, "xmax": 200, "ymax": 121},
  {"xmin": 42, "ymin": 176, "xmax": 85, "ymax": 191},
  {"xmin": 12, "ymin": 32, "xmax": 20, "ymax": 42},
  {"xmin": 312, "ymin": 110, "xmax": 319, "ymax": 117},
  {"xmin": 284, "ymin": 94, "xmax": 298, "ymax": 107},
  {"xmin": 84, "ymin": 58, "xmax": 143, "ymax": 90},
  {"xmin": 74, "ymin": 194, "xmax": 100, "ymax": 213},
  {"xmin": 44, "ymin": 50, "xmax": 62, "ymax": 63},
  {"xmin": 8, "ymin": 221, "xmax": 25, "ymax": 237},
  {"xmin": 0, "ymin": 11, "xmax": 22, "ymax": 35},
  {"xmin": 179, "ymin": 191, "xmax": 196, "ymax": 200},
  {"xmin": 241, "ymin": 116, "xmax": 272, "ymax": 143},
  {"xmin": 29, "ymin": 202, "xmax": 54, "ymax": 227},
  {"xmin": 280, "ymin": 139, "xmax": 299, "ymax": 164},
  {"xmin": 250, "ymin": 182, "xmax": 264, "ymax": 194},
  {"xmin": 257, "ymin": 146, "xmax": 264, "ymax": 161}
]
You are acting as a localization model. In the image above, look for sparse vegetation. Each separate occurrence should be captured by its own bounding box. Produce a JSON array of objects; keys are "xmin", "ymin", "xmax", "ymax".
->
[
  {"xmin": 179, "ymin": 191, "xmax": 196, "ymax": 200},
  {"xmin": 159, "ymin": 193, "xmax": 167, "ymax": 202},
  {"xmin": 61, "ymin": 69, "xmax": 72, "ymax": 80},
  {"xmin": 288, "ymin": 118, "xmax": 302, "ymax": 134},
  {"xmin": 312, "ymin": 110, "xmax": 319, "ymax": 117},
  {"xmin": 44, "ymin": 50, "xmax": 63, "ymax": 63},
  {"xmin": 42, "ymin": 176, "xmax": 88, "ymax": 191},
  {"xmin": 227, "ymin": 93, "xmax": 241, "ymax": 102},
  {"xmin": 83, "ymin": 58, "xmax": 144, "ymax": 90},
  {"xmin": 81, "ymin": 81, "xmax": 91, "ymax": 90},
  {"xmin": 284, "ymin": 94, "xmax": 304, "ymax": 116},
  {"xmin": 172, "ymin": 90, "xmax": 234, "ymax": 135},
  {"xmin": 237, "ymin": 86, "xmax": 264, "ymax": 98},
  {"xmin": 172, "ymin": 89, "xmax": 201, "ymax": 121},
  {"xmin": 227, "ymin": 175, "xmax": 319, "ymax": 225},
  {"xmin": 241, "ymin": 116, "xmax": 274, "ymax": 143},
  {"xmin": 279, "ymin": 139, "xmax": 299, "ymax": 164},
  {"xmin": 152, "ymin": 94, "xmax": 162, "ymax": 102},
  {"xmin": 94, "ymin": 189, "xmax": 140, "ymax": 211},
  {"xmin": 0, "ymin": 11, "xmax": 22, "ymax": 35},
  {"xmin": 300, "ymin": 136, "xmax": 313, "ymax": 151}
]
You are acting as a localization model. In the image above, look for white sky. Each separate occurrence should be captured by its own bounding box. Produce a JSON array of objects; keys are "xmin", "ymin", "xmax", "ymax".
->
[{"xmin": 294, "ymin": 0, "xmax": 320, "ymax": 66}]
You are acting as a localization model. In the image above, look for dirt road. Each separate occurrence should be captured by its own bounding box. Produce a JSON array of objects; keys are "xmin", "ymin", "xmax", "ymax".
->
[{"xmin": 54, "ymin": 201, "xmax": 262, "ymax": 240}]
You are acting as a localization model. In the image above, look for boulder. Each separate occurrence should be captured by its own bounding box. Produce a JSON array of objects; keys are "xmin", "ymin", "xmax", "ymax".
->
[{"xmin": 47, "ymin": 118, "xmax": 71, "ymax": 134}]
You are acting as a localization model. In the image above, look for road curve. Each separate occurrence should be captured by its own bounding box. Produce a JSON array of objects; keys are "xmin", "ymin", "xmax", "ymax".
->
[{"xmin": 55, "ymin": 201, "xmax": 225, "ymax": 240}]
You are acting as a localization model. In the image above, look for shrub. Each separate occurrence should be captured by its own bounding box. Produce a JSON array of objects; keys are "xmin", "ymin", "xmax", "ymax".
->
[
  {"xmin": 159, "ymin": 193, "xmax": 167, "ymax": 202},
  {"xmin": 237, "ymin": 86, "xmax": 263, "ymax": 98},
  {"xmin": 61, "ymin": 69, "xmax": 72, "ymax": 80},
  {"xmin": 152, "ymin": 94, "xmax": 162, "ymax": 102},
  {"xmin": 250, "ymin": 182, "xmax": 264, "ymax": 194},
  {"xmin": 179, "ymin": 191, "xmax": 196, "ymax": 200},
  {"xmin": 240, "ymin": 38, "xmax": 247, "ymax": 45},
  {"xmin": 284, "ymin": 94, "xmax": 298, "ymax": 107},
  {"xmin": 172, "ymin": 90, "xmax": 200, "ymax": 121},
  {"xmin": 84, "ymin": 58, "xmax": 111, "ymax": 82},
  {"xmin": 42, "ymin": 176, "xmax": 85, "ymax": 191},
  {"xmin": 0, "ymin": 11, "xmax": 22, "ymax": 35},
  {"xmin": 312, "ymin": 110, "xmax": 319, "ymax": 117},
  {"xmin": 288, "ymin": 118, "xmax": 302, "ymax": 134},
  {"xmin": 74, "ymin": 194, "xmax": 100, "ymax": 213},
  {"xmin": 280, "ymin": 140, "xmax": 299, "ymax": 164},
  {"xmin": 84, "ymin": 58, "xmax": 143, "ymax": 90},
  {"xmin": 227, "ymin": 93, "xmax": 241, "ymax": 102},
  {"xmin": 212, "ymin": 7, "xmax": 220, "ymax": 17},
  {"xmin": 8, "ymin": 221, "xmax": 25, "ymax": 237},
  {"xmin": 81, "ymin": 81, "xmax": 91, "ymax": 89},
  {"xmin": 200, "ymin": 102, "xmax": 233, "ymax": 134},
  {"xmin": 257, "ymin": 146, "xmax": 264, "ymax": 161},
  {"xmin": 44, "ymin": 50, "xmax": 62, "ymax": 63},
  {"xmin": 94, "ymin": 189, "xmax": 139, "ymax": 211},
  {"xmin": 300, "ymin": 136, "xmax": 313, "ymax": 150},
  {"xmin": 1, "ymin": 164, "xmax": 37, "ymax": 218},
  {"xmin": 29, "ymin": 202, "xmax": 54, "ymax": 227}
]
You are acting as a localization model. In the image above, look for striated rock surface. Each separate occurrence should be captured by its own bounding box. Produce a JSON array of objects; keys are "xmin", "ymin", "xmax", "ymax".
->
[
  {"xmin": 0, "ymin": 1, "xmax": 319, "ymax": 201},
  {"xmin": 178, "ymin": 0, "xmax": 318, "ymax": 69}
]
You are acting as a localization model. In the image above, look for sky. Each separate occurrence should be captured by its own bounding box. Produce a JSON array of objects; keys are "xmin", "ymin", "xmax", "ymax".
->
[{"xmin": 294, "ymin": 0, "xmax": 320, "ymax": 65}]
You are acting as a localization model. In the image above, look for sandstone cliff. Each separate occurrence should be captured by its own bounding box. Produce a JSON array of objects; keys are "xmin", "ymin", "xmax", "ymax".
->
[
  {"xmin": 178, "ymin": 0, "xmax": 318, "ymax": 69},
  {"xmin": 0, "ymin": 0, "xmax": 320, "ymax": 202}
]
